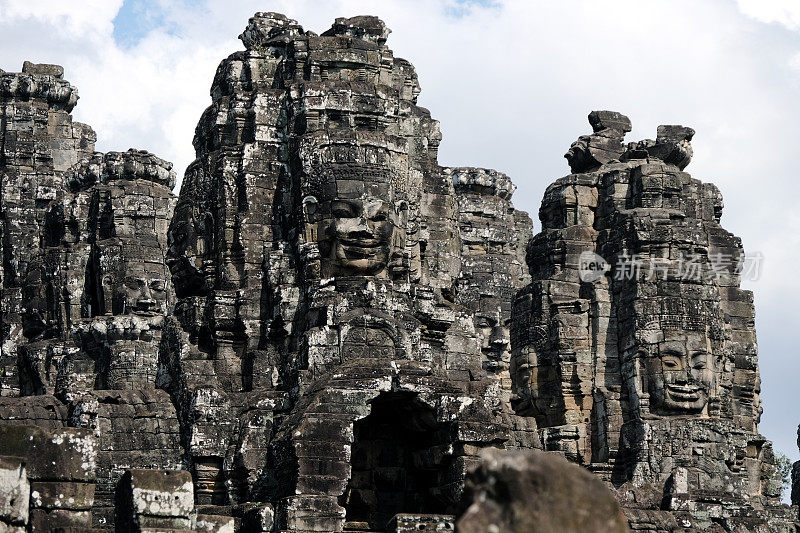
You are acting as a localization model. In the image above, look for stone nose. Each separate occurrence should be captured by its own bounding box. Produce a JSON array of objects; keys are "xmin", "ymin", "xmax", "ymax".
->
[
  {"xmin": 489, "ymin": 326, "xmax": 509, "ymax": 346},
  {"xmin": 348, "ymin": 219, "xmax": 373, "ymax": 237},
  {"xmin": 136, "ymin": 284, "xmax": 155, "ymax": 309}
]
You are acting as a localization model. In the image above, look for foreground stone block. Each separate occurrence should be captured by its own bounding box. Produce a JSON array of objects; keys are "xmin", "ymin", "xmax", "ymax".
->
[
  {"xmin": 115, "ymin": 469, "xmax": 194, "ymax": 532},
  {"xmin": 0, "ymin": 424, "xmax": 96, "ymax": 530},
  {"xmin": 0, "ymin": 456, "xmax": 29, "ymax": 529},
  {"xmin": 457, "ymin": 449, "xmax": 629, "ymax": 533},
  {"xmin": 0, "ymin": 424, "xmax": 96, "ymax": 481}
]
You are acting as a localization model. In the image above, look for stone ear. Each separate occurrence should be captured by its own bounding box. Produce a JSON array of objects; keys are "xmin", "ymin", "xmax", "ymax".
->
[
  {"xmin": 302, "ymin": 195, "xmax": 319, "ymax": 221},
  {"xmin": 395, "ymin": 200, "xmax": 408, "ymax": 224},
  {"xmin": 631, "ymin": 348, "xmax": 650, "ymax": 395}
]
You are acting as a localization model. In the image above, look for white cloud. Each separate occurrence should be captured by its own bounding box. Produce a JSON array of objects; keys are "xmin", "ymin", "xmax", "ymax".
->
[
  {"xmin": 737, "ymin": 0, "xmax": 800, "ymax": 30},
  {"xmin": 1, "ymin": 0, "xmax": 800, "ymax": 464},
  {"xmin": 0, "ymin": 0, "xmax": 122, "ymax": 41}
]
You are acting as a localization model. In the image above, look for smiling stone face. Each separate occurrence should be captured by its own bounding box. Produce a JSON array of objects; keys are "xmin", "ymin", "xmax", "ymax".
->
[
  {"xmin": 119, "ymin": 269, "xmax": 167, "ymax": 316},
  {"xmin": 96, "ymin": 242, "xmax": 169, "ymax": 317},
  {"xmin": 641, "ymin": 331, "xmax": 716, "ymax": 416},
  {"xmin": 297, "ymin": 132, "xmax": 412, "ymax": 282},
  {"xmin": 301, "ymin": 157, "xmax": 408, "ymax": 280},
  {"xmin": 319, "ymin": 196, "xmax": 398, "ymax": 277},
  {"xmin": 106, "ymin": 261, "xmax": 168, "ymax": 316}
]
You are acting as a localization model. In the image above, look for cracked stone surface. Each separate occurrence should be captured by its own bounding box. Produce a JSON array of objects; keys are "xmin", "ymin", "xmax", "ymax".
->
[{"xmin": 0, "ymin": 13, "xmax": 795, "ymax": 533}]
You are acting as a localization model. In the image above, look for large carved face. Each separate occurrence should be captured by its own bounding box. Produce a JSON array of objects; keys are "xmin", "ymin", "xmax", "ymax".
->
[
  {"xmin": 509, "ymin": 325, "xmax": 547, "ymax": 418},
  {"xmin": 641, "ymin": 330, "xmax": 716, "ymax": 415},
  {"xmin": 166, "ymin": 199, "xmax": 207, "ymax": 296},
  {"xmin": 306, "ymin": 193, "xmax": 403, "ymax": 278},
  {"xmin": 99, "ymin": 247, "xmax": 168, "ymax": 316}
]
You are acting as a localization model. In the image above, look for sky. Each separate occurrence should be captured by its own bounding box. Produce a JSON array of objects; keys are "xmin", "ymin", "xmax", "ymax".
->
[{"xmin": 1, "ymin": 0, "xmax": 799, "ymax": 470}]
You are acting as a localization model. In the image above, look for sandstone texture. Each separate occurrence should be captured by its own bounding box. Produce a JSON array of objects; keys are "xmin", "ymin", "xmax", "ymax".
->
[
  {"xmin": 458, "ymin": 448, "xmax": 629, "ymax": 533},
  {"xmin": 0, "ymin": 12, "xmax": 794, "ymax": 533}
]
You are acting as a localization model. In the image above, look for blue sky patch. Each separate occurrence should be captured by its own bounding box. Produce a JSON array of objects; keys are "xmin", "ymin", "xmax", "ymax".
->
[
  {"xmin": 446, "ymin": 0, "xmax": 501, "ymax": 18},
  {"xmin": 112, "ymin": 0, "xmax": 204, "ymax": 48}
]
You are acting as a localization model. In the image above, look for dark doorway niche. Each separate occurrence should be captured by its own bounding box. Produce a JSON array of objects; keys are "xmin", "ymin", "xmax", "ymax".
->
[
  {"xmin": 340, "ymin": 391, "xmax": 451, "ymax": 531},
  {"xmin": 193, "ymin": 456, "xmax": 227, "ymax": 505}
]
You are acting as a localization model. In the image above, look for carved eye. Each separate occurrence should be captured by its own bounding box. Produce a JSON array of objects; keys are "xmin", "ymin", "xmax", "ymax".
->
[
  {"xmin": 661, "ymin": 355, "xmax": 680, "ymax": 369},
  {"xmin": 330, "ymin": 200, "xmax": 357, "ymax": 218},
  {"xmin": 150, "ymin": 280, "xmax": 166, "ymax": 292},
  {"xmin": 691, "ymin": 353, "xmax": 708, "ymax": 369},
  {"xmin": 124, "ymin": 277, "xmax": 144, "ymax": 290},
  {"xmin": 370, "ymin": 212, "xmax": 387, "ymax": 222},
  {"xmin": 332, "ymin": 207, "xmax": 354, "ymax": 218}
]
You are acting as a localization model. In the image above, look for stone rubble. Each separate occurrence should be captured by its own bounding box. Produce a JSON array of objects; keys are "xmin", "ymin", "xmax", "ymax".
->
[{"xmin": 0, "ymin": 12, "xmax": 795, "ymax": 533}]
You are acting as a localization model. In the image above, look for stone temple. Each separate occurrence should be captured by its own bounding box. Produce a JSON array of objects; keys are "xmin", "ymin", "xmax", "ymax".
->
[{"xmin": 0, "ymin": 12, "xmax": 795, "ymax": 533}]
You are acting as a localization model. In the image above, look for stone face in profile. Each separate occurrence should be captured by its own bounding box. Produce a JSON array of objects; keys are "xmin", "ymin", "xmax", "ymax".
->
[{"xmin": 165, "ymin": 165, "xmax": 208, "ymax": 298}]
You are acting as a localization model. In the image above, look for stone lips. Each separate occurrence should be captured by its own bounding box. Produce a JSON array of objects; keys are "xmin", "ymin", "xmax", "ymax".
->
[{"xmin": 0, "ymin": 11, "xmax": 796, "ymax": 533}]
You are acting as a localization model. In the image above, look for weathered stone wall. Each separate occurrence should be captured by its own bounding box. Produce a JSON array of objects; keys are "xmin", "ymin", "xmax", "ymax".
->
[
  {"xmin": 0, "ymin": 63, "xmax": 184, "ymax": 531},
  {"xmin": 1, "ymin": 61, "xmax": 95, "ymax": 396}
]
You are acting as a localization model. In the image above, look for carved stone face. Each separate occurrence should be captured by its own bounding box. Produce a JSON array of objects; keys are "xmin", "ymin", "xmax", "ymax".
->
[
  {"xmin": 641, "ymin": 331, "xmax": 716, "ymax": 415},
  {"xmin": 509, "ymin": 325, "xmax": 547, "ymax": 417},
  {"xmin": 476, "ymin": 314, "xmax": 510, "ymax": 367},
  {"xmin": 101, "ymin": 254, "xmax": 168, "ymax": 316},
  {"xmin": 564, "ymin": 135, "xmax": 591, "ymax": 172},
  {"xmin": 166, "ymin": 200, "xmax": 207, "ymax": 296},
  {"xmin": 307, "ymin": 194, "xmax": 403, "ymax": 278}
]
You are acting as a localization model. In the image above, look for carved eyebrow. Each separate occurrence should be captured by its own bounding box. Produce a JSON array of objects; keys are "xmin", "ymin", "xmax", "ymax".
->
[{"xmin": 331, "ymin": 200, "xmax": 357, "ymax": 213}]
